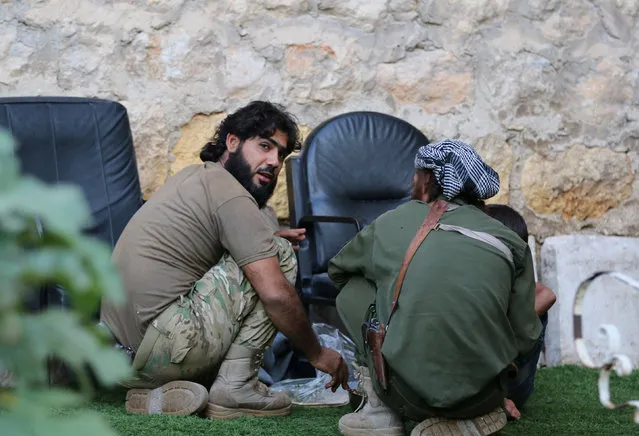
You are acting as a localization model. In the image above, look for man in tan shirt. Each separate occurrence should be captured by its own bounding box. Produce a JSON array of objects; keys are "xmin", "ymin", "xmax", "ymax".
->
[{"xmin": 101, "ymin": 101, "xmax": 349, "ymax": 419}]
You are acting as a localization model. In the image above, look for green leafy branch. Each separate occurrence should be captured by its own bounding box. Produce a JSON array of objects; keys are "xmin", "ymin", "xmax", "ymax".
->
[{"xmin": 0, "ymin": 129, "xmax": 132, "ymax": 435}]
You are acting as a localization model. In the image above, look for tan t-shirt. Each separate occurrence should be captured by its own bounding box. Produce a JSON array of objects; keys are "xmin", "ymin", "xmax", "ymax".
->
[{"xmin": 100, "ymin": 162, "xmax": 279, "ymax": 349}]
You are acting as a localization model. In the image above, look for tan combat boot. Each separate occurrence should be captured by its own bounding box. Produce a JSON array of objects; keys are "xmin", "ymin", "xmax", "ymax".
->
[
  {"xmin": 206, "ymin": 344, "xmax": 292, "ymax": 419},
  {"xmin": 125, "ymin": 380, "xmax": 209, "ymax": 415},
  {"xmin": 410, "ymin": 407, "xmax": 507, "ymax": 436},
  {"xmin": 338, "ymin": 365, "xmax": 404, "ymax": 436}
]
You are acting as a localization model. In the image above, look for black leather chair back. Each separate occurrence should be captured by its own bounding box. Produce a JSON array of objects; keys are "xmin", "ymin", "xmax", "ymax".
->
[
  {"xmin": 287, "ymin": 111, "xmax": 429, "ymax": 304},
  {"xmin": 0, "ymin": 97, "xmax": 143, "ymax": 248},
  {"xmin": 0, "ymin": 97, "xmax": 143, "ymax": 312}
]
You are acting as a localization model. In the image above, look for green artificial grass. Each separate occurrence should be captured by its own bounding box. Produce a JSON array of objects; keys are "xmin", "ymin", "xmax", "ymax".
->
[{"xmin": 92, "ymin": 366, "xmax": 639, "ymax": 435}]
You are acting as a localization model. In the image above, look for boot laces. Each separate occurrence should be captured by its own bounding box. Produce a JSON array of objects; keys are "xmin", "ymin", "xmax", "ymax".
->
[
  {"xmin": 252, "ymin": 351, "xmax": 264, "ymax": 376},
  {"xmin": 254, "ymin": 380, "xmax": 271, "ymax": 396},
  {"xmin": 352, "ymin": 367, "xmax": 368, "ymax": 413},
  {"xmin": 251, "ymin": 351, "xmax": 272, "ymax": 396},
  {"xmin": 354, "ymin": 367, "xmax": 365, "ymax": 395}
]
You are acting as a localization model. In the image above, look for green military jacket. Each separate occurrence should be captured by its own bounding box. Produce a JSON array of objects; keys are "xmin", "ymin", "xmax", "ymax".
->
[{"xmin": 328, "ymin": 198, "xmax": 541, "ymax": 408}]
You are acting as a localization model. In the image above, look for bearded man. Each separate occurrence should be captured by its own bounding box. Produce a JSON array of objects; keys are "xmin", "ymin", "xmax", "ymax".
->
[{"xmin": 100, "ymin": 101, "xmax": 349, "ymax": 419}]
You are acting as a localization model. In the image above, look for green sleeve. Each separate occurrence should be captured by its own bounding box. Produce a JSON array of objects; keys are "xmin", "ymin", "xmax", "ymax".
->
[
  {"xmin": 508, "ymin": 247, "xmax": 543, "ymax": 358},
  {"xmin": 328, "ymin": 221, "xmax": 376, "ymax": 291}
]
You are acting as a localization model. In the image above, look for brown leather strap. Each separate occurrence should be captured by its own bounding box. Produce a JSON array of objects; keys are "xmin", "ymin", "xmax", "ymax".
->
[{"xmin": 387, "ymin": 200, "xmax": 449, "ymax": 326}]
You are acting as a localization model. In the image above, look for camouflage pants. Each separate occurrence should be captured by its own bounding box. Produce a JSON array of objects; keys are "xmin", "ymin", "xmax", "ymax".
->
[{"xmin": 123, "ymin": 236, "xmax": 297, "ymax": 389}]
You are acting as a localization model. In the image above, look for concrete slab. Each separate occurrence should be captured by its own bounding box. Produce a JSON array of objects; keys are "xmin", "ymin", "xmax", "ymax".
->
[{"xmin": 540, "ymin": 235, "xmax": 639, "ymax": 366}]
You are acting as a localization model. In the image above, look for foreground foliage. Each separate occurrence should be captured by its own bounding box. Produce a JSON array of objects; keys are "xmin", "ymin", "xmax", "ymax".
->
[{"xmin": 0, "ymin": 129, "xmax": 131, "ymax": 435}]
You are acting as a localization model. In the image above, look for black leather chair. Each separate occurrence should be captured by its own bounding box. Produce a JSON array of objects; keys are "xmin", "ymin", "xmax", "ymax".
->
[
  {"xmin": 286, "ymin": 111, "xmax": 429, "ymax": 306},
  {"xmin": 0, "ymin": 97, "xmax": 144, "ymax": 310}
]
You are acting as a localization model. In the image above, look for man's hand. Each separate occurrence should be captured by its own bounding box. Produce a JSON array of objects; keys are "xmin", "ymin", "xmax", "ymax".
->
[
  {"xmin": 308, "ymin": 346, "xmax": 350, "ymax": 392},
  {"xmin": 275, "ymin": 228, "xmax": 306, "ymax": 251},
  {"xmin": 504, "ymin": 398, "xmax": 521, "ymax": 420},
  {"xmin": 534, "ymin": 282, "xmax": 557, "ymax": 315},
  {"xmin": 242, "ymin": 257, "xmax": 349, "ymax": 393}
]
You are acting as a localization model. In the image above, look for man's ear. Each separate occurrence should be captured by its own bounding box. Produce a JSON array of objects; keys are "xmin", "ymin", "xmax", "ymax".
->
[
  {"xmin": 226, "ymin": 133, "xmax": 241, "ymax": 153},
  {"xmin": 414, "ymin": 169, "xmax": 429, "ymax": 188},
  {"xmin": 415, "ymin": 169, "xmax": 432, "ymax": 202},
  {"xmin": 421, "ymin": 169, "xmax": 433, "ymax": 185}
]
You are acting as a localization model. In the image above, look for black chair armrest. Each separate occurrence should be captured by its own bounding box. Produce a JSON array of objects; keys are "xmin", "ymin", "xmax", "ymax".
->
[{"xmin": 297, "ymin": 215, "xmax": 362, "ymax": 232}]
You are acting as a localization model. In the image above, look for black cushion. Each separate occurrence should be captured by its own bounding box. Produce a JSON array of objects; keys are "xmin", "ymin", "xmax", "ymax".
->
[
  {"xmin": 299, "ymin": 111, "xmax": 429, "ymax": 273},
  {"xmin": 0, "ymin": 97, "xmax": 143, "ymax": 248}
]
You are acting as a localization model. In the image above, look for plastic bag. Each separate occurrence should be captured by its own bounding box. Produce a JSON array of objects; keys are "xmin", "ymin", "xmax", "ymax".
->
[{"xmin": 269, "ymin": 323, "xmax": 359, "ymax": 406}]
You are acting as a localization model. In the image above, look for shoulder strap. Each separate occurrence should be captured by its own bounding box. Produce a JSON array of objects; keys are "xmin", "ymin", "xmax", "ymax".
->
[
  {"xmin": 387, "ymin": 199, "xmax": 448, "ymax": 326},
  {"xmin": 437, "ymin": 223, "xmax": 514, "ymax": 267}
]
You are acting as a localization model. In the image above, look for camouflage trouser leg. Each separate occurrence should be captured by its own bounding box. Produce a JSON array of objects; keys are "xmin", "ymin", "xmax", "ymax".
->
[{"xmin": 123, "ymin": 236, "xmax": 297, "ymax": 389}]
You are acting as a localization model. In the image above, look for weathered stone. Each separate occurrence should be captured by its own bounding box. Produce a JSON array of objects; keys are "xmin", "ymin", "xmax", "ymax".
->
[
  {"xmin": 521, "ymin": 146, "xmax": 634, "ymax": 220},
  {"xmin": 2, "ymin": 0, "xmax": 639, "ymax": 237},
  {"xmin": 516, "ymin": 0, "xmax": 561, "ymax": 21},
  {"xmin": 373, "ymin": 21, "xmax": 423, "ymax": 63},
  {"xmin": 57, "ymin": 33, "xmax": 115, "ymax": 91},
  {"xmin": 21, "ymin": 0, "xmax": 159, "ymax": 31},
  {"xmin": 261, "ymin": 0, "xmax": 310, "ymax": 14},
  {"xmin": 377, "ymin": 50, "xmax": 472, "ymax": 114},
  {"xmin": 1, "ymin": 35, "xmax": 33, "ymax": 86},
  {"xmin": 317, "ymin": 0, "xmax": 388, "ymax": 32},
  {"xmin": 0, "ymin": 23, "xmax": 16, "ymax": 60},
  {"xmin": 595, "ymin": 201, "xmax": 639, "ymax": 237},
  {"xmin": 563, "ymin": 57, "xmax": 635, "ymax": 144},
  {"xmin": 540, "ymin": 2, "xmax": 598, "ymax": 43},
  {"xmin": 122, "ymin": 103, "xmax": 171, "ymax": 199},
  {"xmin": 224, "ymin": 46, "xmax": 272, "ymax": 98},
  {"xmin": 283, "ymin": 43, "xmax": 361, "ymax": 104},
  {"xmin": 389, "ymin": 0, "xmax": 417, "ymax": 13},
  {"xmin": 478, "ymin": 51, "xmax": 561, "ymax": 151},
  {"xmin": 170, "ymin": 112, "xmax": 227, "ymax": 177},
  {"xmin": 590, "ymin": 0, "xmax": 633, "ymax": 41},
  {"xmin": 593, "ymin": 150, "xmax": 639, "ymax": 236},
  {"xmin": 157, "ymin": 30, "xmax": 192, "ymax": 81},
  {"xmin": 388, "ymin": 0, "xmax": 418, "ymax": 21},
  {"xmin": 473, "ymin": 135, "xmax": 512, "ymax": 204},
  {"xmin": 419, "ymin": 0, "xmax": 509, "ymax": 34},
  {"xmin": 285, "ymin": 44, "xmax": 336, "ymax": 75},
  {"xmin": 540, "ymin": 235, "xmax": 639, "ymax": 366},
  {"xmin": 614, "ymin": 0, "xmax": 639, "ymax": 17},
  {"xmin": 248, "ymin": 16, "xmax": 324, "ymax": 49}
]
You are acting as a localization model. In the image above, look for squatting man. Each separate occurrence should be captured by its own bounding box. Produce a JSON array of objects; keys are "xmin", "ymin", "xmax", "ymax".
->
[{"xmin": 101, "ymin": 101, "xmax": 349, "ymax": 419}]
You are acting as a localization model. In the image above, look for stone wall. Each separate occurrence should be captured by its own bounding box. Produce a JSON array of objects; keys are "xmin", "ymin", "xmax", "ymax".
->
[{"xmin": 1, "ymin": 0, "xmax": 637, "ymax": 239}]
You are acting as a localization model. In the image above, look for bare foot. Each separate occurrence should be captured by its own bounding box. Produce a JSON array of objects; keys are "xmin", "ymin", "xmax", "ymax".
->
[{"xmin": 504, "ymin": 398, "xmax": 521, "ymax": 420}]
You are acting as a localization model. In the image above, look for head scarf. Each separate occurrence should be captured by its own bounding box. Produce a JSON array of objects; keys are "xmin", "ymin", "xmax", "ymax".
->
[{"xmin": 414, "ymin": 139, "xmax": 500, "ymax": 200}]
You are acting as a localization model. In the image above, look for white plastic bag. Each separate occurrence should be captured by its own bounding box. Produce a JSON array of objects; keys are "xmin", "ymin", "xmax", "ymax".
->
[{"xmin": 269, "ymin": 323, "xmax": 359, "ymax": 406}]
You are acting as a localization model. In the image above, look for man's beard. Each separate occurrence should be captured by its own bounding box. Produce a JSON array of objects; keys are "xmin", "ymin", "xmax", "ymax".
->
[{"xmin": 224, "ymin": 150, "xmax": 277, "ymax": 209}]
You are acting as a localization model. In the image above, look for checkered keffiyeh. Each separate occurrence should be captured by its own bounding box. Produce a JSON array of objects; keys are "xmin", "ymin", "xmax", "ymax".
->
[{"xmin": 414, "ymin": 139, "xmax": 500, "ymax": 200}]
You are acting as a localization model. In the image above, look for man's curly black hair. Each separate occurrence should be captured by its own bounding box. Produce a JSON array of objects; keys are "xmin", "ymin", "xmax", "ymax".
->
[{"xmin": 200, "ymin": 101, "xmax": 301, "ymax": 162}]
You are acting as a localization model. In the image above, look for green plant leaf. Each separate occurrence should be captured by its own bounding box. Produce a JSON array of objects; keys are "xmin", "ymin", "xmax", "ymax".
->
[
  {"xmin": 0, "ymin": 129, "xmax": 20, "ymax": 189},
  {"xmin": 0, "ymin": 128, "xmax": 128, "ymax": 435},
  {"xmin": 0, "ymin": 178, "xmax": 92, "ymax": 235},
  {"xmin": 11, "ymin": 386, "xmax": 85, "ymax": 409},
  {"xmin": 17, "ymin": 311, "xmax": 131, "ymax": 386}
]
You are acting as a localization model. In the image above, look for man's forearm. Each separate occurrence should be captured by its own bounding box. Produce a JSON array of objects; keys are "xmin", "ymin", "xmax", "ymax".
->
[
  {"xmin": 534, "ymin": 282, "xmax": 557, "ymax": 315},
  {"xmin": 242, "ymin": 256, "xmax": 323, "ymax": 360},
  {"xmin": 261, "ymin": 284, "xmax": 322, "ymax": 361}
]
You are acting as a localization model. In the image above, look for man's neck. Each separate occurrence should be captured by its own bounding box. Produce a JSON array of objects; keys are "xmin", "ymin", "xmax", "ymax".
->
[{"xmin": 218, "ymin": 152, "xmax": 229, "ymax": 167}]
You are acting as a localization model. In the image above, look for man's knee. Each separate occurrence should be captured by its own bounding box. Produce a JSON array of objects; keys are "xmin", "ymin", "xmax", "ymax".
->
[
  {"xmin": 234, "ymin": 301, "xmax": 277, "ymax": 348},
  {"xmin": 273, "ymin": 236, "xmax": 297, "ymax": 284}
]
